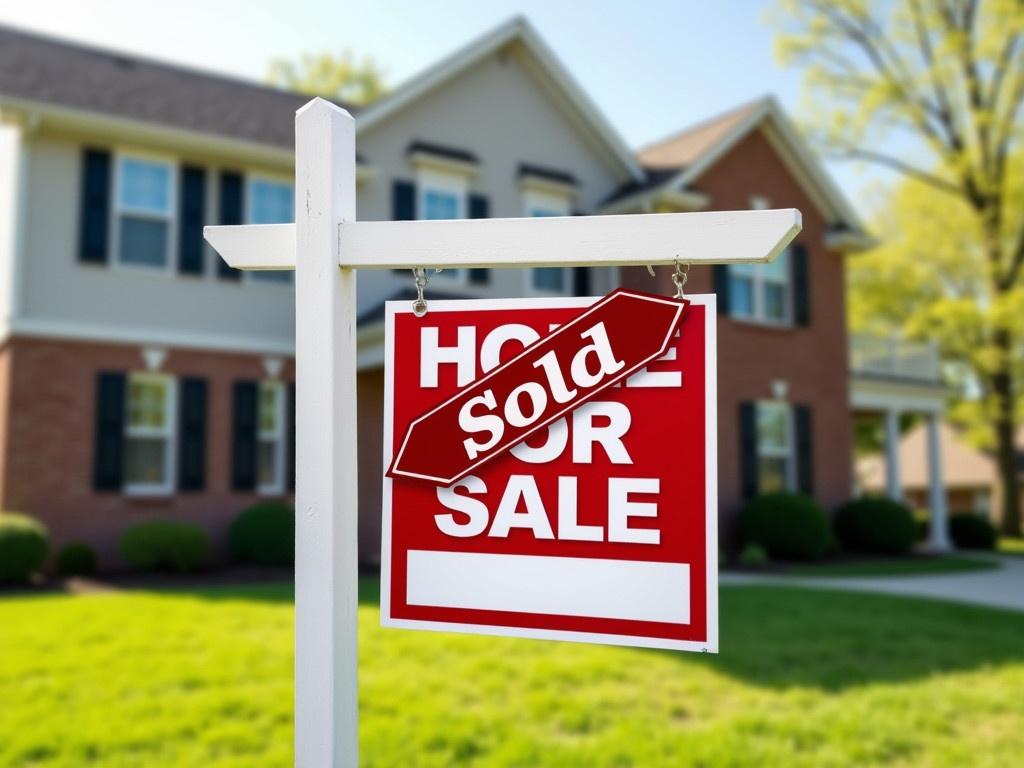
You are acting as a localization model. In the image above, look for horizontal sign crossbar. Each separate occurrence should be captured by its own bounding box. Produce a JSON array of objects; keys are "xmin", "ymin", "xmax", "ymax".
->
[{"xmin": 203, "ymin": 208, "xmax": 801, "ymax": 272}]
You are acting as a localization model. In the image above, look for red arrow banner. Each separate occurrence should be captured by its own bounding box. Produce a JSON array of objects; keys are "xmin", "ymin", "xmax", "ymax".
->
[{"xmin": 388, "ymin": 288, "xmax": 687, "ymax": 484}]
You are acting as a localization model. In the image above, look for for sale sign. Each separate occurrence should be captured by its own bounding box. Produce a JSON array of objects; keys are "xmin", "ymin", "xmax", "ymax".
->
[{"xmin": 381, "ymin": 292, "xmax": 718, "ymax": 652}]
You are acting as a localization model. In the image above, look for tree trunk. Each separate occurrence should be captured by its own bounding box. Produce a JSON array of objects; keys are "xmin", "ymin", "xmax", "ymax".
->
[{"xmin": 991, "ymin": 328, "xmax": 1022, "ymax": 537}]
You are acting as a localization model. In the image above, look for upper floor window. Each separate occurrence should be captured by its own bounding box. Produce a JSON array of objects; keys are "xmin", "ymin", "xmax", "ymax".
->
[
  {"xmin": 124, "ymin": 373, "xmax": 175, "ymax": 494},
  {"xmin": 248, "ymin": 178, "xmax": 294, "ymax": 284},
  {"xmin": 755, "ymin": 401, "xmax": 794, "ymax": 493},
  {"xmin": 417, "ymin": 171, "xmax": 468, "ymax": 283},
  {"xmin": 524, "ymin": 191, "xmax": 572, "ymax": 294},
  {"xmin": 728, "ymin": 249, "xmax": 791, "ymax": 324},
  {"xmin": 116, "ymin": 156, "xmax": 174, "ymax": 269},
  {"xmin": 257, "ymin": 380, "xmax": 286, "ymax": 494}
]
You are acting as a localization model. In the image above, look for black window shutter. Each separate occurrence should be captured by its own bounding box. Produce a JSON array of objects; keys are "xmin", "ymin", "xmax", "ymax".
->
[
  {"xmin": 392, "ymin": 180, "xmax": 416, "ymax": 220},
  {"xmin": 178, "ymin": 166, "xmax": 206, "ymax": 275},
  {"xmin": 218, "ymin": 171, "xmax": 244, "ymax": 280},
  {"xmin": 794, "ymin": 404, "xmax": 814, "ymax": 495},
  {"xmin": 93, "ymin": 371, "xmax": 125, "ymax": 491},
  {"xmin": 467, "ymin": 193, "xmax": 490, "ymax": 284},
  {"xmin": 791, "ymin": 243, "xmax": 810, "ymax": 326},
  {"xmin": 79, "ymin": 149, "xmax": 111, "ymax": 264},
  {"xmin": 178, "ymin": 377, "xmax": 208, "ymax": 492},
  {"xmin": 231, "ymin": 380, "xmax": 258, "ymax": 491},
  {"xmin": 572, "ymin": 268, "xmax": 591, "ymax": 297},
  {"xmin": 713, "ymin": 265, "xmax": 731, "ymax": 315},
  {"xmin": 287, "ymin": 382, "xmax": 296, "ymax": 491},
  {"xmin": 739, "ymin": 401, "xmax": 759, "ymax": 500}
]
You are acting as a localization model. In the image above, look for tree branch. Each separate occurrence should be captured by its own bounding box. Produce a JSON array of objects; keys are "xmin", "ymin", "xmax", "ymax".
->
[{"xmin": 828, "ymin": 147, "xmax": 964, "ymax": 196}]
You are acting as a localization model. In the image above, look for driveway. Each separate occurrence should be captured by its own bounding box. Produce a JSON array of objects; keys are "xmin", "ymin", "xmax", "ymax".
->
[{"xmin": 722, "ymin": 555, "xmax": 1024, "ymax": 613}]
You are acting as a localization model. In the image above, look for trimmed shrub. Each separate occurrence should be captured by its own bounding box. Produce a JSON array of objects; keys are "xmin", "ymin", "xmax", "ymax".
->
[
  {"xmin": 834, "ymin": 497, "xmax": 917, "ymax": 555},
  {"xmin": 0, "ymin": 513, "xmax": 49, "ymax": 583},
  {"xmin": 738, "ymin": 543, "xmax": 769, "ymax": 568},
  {"xmin": 229, "ymin": 502, "xmax": 295, "ymax": 566},
  {"xmin": 949, "ymin": 513, "xmax": 997, "ymax": 550},
  {"xmin": 739, "ymin": 492, "xmax": 830, "ymax": 560},
  {"xmin": 56, "ymin": 542, "xmax": 98, "ymax": 577},
  {"xmin": 120, "ymin": 520, "xmax": 209, "ymax": 572}
]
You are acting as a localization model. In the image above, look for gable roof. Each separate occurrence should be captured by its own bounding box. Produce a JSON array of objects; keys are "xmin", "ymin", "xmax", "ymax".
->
[
  {"xmin": 628, "ymin": 96, "xmax": 868, "ymax": 238},
  {"xmin": 355, "ymin": 16, "xmax": 644, "ymax": 183},
  {"xmin": 0, "ymin": 24, "xmax": 353, "ymax": 150}
]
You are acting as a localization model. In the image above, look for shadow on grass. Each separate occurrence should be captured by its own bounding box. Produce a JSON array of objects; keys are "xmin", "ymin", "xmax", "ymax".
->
[{"xmin": 693, "ymin": 585, "xmax": 1024, "ymax": 691}]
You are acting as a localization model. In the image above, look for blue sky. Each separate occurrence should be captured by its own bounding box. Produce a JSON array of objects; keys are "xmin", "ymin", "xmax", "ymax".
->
[{"xmin": 1, "ymin": 0, "xmax": 891, "ymax": 214}]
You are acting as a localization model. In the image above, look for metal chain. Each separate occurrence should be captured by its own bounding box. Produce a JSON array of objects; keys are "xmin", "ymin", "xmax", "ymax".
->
[
  {"xmin": 671, "ymin": 259, "xmax": 690, "ymax": 299},
  {"xmin": 412, "ymin": 267, "xmax": 429, "ymax": 317}
]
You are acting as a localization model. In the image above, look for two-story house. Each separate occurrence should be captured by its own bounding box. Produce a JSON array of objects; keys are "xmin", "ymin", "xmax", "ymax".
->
[{"xmin": 0, "ymin": 17, "xmax": 873, "ymax": 567}]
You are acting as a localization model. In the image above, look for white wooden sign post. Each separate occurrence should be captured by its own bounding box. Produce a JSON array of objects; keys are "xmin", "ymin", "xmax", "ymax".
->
[{"xmin": 205, "ymin": 97, "xmax": 801, "ymax": 768}]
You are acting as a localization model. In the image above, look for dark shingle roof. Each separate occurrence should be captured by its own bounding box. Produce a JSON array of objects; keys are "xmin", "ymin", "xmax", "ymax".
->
[
  {"xmin": 0, "ymin": 24, "xmax": 356, "ymax": 149},
  {"xmin": 406, "ymin": 140, "xmax": 479, "ymax": 164},
  {"xmin": 518, "ymin": 163, "xmax": 577, "ymax": 187}
]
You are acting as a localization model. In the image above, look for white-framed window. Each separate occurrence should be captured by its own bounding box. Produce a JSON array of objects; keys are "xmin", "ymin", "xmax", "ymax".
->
[
  {"xmin": 247, "ymin": 177, "xmax": 294, "ymax": 284},
  {"xmin": 114, "ymin": 155, "xmax": 175, "ymax": 269},
  {"xmin": 417, "ymin": 169, "xmax": 468, "ymax": 284},
  {"xmin": 124, "ymin": 373, "xmax": 176, "ymax": 495},
  {"xmin": 728, "ymin": 249, "xmax": 791, "ymax": 324},
  {"xmin": 524, "ymin": 190, "xmax": 572, "ymax": 294},
  {"xmin": 257, "ymin": 380, "xmax": 286, "ymax": 494},
  {"xmin": 756, "ymin": 401, "xmax": 795, "ymax": 492}
]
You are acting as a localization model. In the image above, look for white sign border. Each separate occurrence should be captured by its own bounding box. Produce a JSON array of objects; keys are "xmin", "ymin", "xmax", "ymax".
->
[{"xmin": 380, "ymin": 294, "xmax": 718, "ymax": 654}]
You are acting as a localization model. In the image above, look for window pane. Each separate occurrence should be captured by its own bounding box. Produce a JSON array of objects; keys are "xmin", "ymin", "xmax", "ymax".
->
[
  {"xmin": 119, "ymin": 159, "xmax": 170, "ymax": 214},
  {"xmin": 529, "ymin": 208, "xmax": 561, "ymax": 218},
  {"xmin": 128, "ymin": 379, "xmax": 168, "ymax": 430},
  {"xmin": 250, "ymin": 180, "xmax": 294, "ymax": 224},
  {"xmin": 758, "ymin": 456, "xmax": 789, "ymax": 493},
  {"xmin": 259, "ymin": 384, "xmax": 279, "ymax": 433},
  {"xmin": 125, "ymin": 436, "xmax": 167, "ymax": 486},
  {"xmin": 764, "ymin": 283, "xmax": 786, "ymax": 321},
  {"xmin": 763, "ymin": 249, "xmax": 789, "ymax": 281},
  {"xmin": 757, "ymin": 404, "xmax": 789, "ymax": 451},
  {"xmin": 119, "ymin": 217, "xmax": 168, "ymax": 267},
  {"xmin": 423, "ymin": 189, "xmax": 459, "ymax": 220},
  {"xmin": 729, "ymin": 274, "xmax": 754, "ymax": 317},
  {"xmin": 532, "ymin": 267, "xmax": 565, "ymax": 292},
  {"xmin": 258, "ymin": 440, "xmax": 279, "ymax": 488}
]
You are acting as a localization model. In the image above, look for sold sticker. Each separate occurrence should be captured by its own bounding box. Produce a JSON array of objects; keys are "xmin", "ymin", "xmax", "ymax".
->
[{"xmin": 381, "ymin": 293, "xmax": 718, "ymax": 652}]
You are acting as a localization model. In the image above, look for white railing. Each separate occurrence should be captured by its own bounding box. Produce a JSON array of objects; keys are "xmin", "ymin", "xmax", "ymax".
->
[{"xmin": 850, "ymin": 334, "xmax": 941, "ymax": 382}]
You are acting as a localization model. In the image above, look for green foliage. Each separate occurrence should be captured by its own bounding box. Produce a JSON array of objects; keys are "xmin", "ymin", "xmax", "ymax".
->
[
  {"xmin": 738, "ymin": 543, "xmax": 769, "ymax": 567},
  {"xmin": 228, "ymin": 503, "xmax": 295, "ymax": 566},
  {"xmin": 772, "ymin": 0, "xmax": 1024, "ymax": 536},
  {"xmin": 949, "ymin": 513, "xmax": 998, "ymax": 550},
  {"xmin": 119, "ymin": 520, "xmax": 209, "ymax": 573},
  {"xmin": 834, "ymin": 497, "xmax": 918, "ymax": 555},
  {"xmin": 739, "ymin": 492, "xmax": 831, "ymax": 560},
  {"xmin": 266, "ymin": 50, "xmax": 387, "ymax": 105},
  {"xmin": 3, "ymin": 581, "xmax": 1024, "ymax": 765},
  {"xmin": 55, "ymin": 542, "xmax": 97, "ymax": 577},
  {"xmin": 0, "ymin": 513, "xmax": 48, "ymax": 583}
]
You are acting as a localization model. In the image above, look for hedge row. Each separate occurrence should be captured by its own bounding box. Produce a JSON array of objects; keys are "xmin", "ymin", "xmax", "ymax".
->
[
  {"xmin": 739, "ymin": 492, "xmax": 998, "ymax": 561},
  {"xmin": 0, "ymin": 502, "xmax": 295, "ymax": 583}
]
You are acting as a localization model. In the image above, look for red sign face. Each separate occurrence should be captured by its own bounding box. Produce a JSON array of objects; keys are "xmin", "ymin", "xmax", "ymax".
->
[{"xmin": 381, "ymin": 294, "xmax": 718, "ymax": 653}]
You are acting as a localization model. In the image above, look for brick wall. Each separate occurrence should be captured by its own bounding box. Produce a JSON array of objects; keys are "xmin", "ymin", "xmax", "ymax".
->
[
  {"xmin": 623, "ymin": 127, "xmax": 852, "ymax": 542},
  {"xmin": 0, "ymin": 336, "xmax": 293, "ymax": 568}
]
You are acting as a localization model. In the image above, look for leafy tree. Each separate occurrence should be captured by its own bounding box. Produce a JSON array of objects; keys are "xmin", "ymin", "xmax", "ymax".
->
[
  {"xmin": 775, "ymin": 0, "xmax": 1024, "ymax": 535},
  {"xmin": 267, "ymin": 50, "xmax": 387, "ymax": 105}
]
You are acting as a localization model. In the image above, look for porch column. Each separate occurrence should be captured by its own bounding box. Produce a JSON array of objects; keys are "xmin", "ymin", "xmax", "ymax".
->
[
  {"xmin": 925, "ymin": 411, "xmax": 952, "ymax": 551},
  {"xmin": 884, "ymin": 408, "xmax": 902, "ymax": 501}
]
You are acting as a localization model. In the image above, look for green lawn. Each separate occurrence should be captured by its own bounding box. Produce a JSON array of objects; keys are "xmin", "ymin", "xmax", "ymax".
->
[
  {"xmin": 2, "ymin": 580, "xmax": 1023, "ymax": 767},
  {"xmin": 780, "ymin": 554, "xmax": 999, "ymax": 577},
  {"xmin": 999, "ymin": 537, "xmax": 1024, "ymax": 557}
]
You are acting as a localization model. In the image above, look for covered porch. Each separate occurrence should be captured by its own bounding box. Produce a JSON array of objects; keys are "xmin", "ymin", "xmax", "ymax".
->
[{"xmin": 850, "ymin": 335, "xmax": 951, "ymax": 551}]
